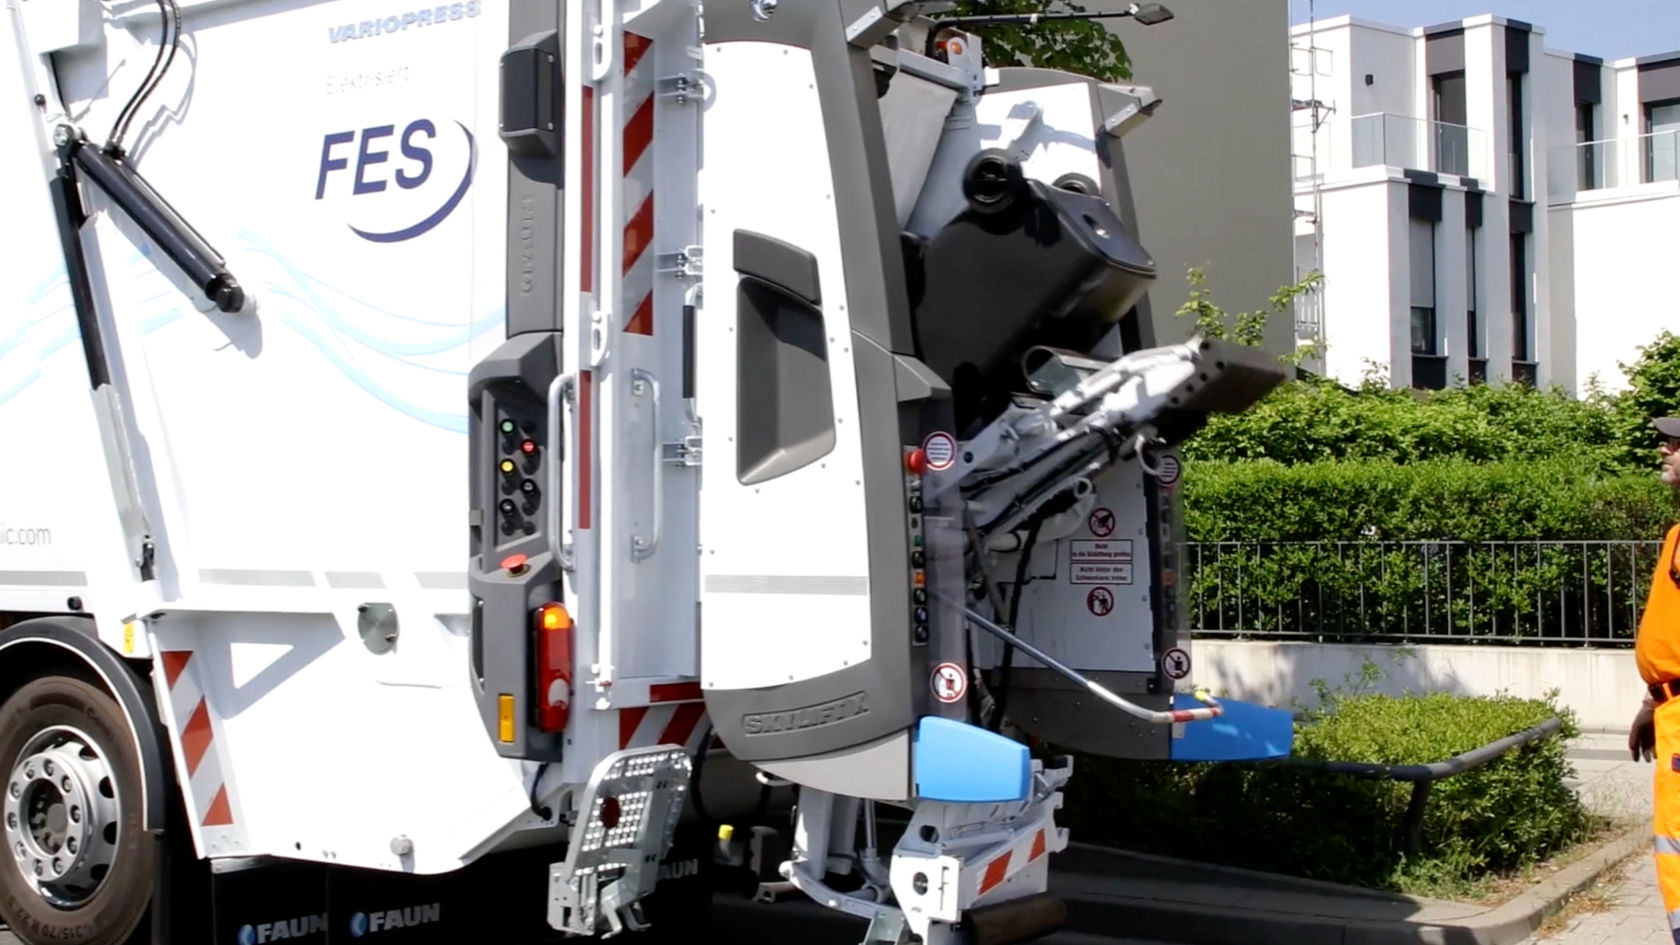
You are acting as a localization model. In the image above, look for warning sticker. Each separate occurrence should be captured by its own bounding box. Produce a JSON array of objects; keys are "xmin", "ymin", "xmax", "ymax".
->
[
  {"xmin": 1086, "ymin": 587, "xmax": 1115, "ymax": 617},
  {"xmin": 1156, "ymin": 455, "xmax": 1182, "ymax": 487},
  {"xmin": 1088, "ymin": 506, "xmax": 1116, "ymax": 537},
  {"xmin": 1070, "ymin": 539, "xmax": 1134, "ymax": 586},
  {"xmin": 931, "ymin": 662, "xmax": 967, "ymax": 703},
  {"xmin": 922, "ymin": 432, "xmax": 957, "ymax": 471},
  {"xmin": 1161, "ymin": 647, "xmax": 1191, "ymax": 679}
]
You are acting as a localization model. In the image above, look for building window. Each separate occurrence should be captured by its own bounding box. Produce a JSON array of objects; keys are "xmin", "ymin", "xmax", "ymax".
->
[
  {"xmin": 1432, "ymin": 72, "xmax": 1469, "ymax": 176},
  {"xmin": 1410, "ymin": 218, "xmax": 1437, "ymax": 355},
  {"xmin": 1510, "ymin": 232, "xmax": 1529, "ymax": 361},
  {"xmin": 1508, "ymin": 73, "xmax": 1525, "ymax": 198},
  {"xmin": 1647, "ymin": 100, "xmax": 1680, "ymax": 184},
  {"xmin": 1466, "ymin": 225, "xmax": 1480, "ymax": 358},
  {"xmin": 1576, "ymin": 101, "xmax": 1596, "ymax": 189}
]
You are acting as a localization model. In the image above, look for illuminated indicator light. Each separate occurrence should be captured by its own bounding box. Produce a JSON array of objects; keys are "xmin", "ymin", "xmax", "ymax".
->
[
  {"xmin": 718, "ymin": 824, "xmax": 735, "ymax": 842},
  {"xmin": 914, "ymin": 571, "xmax": 925, "ymax": 587},
  {"xmin": 497, "ymin": 695, "xmax": 515, "ymax": 742},
  {"xmin": 906, "ymin": 448, "xmax": 928, "ymax": 475},
  {"xmin": 500, "ymin": 419, "xmax": 516, "ymax": 434},
  {"xmin": 521, "ymin": 440, "xmax": 538, "ymax": 455},
  {"xmin": 538, "ymin": 602, "xmax": 572, "ymax": 631},
  {"xmin": 500, "ymin": 460, "xmax": 516, "ymax": 474}
]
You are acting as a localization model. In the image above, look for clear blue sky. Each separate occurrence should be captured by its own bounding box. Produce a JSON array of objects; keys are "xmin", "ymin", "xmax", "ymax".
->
[{"xmin": 1288, "ymin": 0, "xmax": 1680, "ymax": 61}]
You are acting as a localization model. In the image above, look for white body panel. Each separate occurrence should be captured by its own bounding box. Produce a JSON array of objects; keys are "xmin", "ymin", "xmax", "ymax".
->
[
  {"xmin": 0, "ymin": 0, "xmax": 570, "ymax": 874},
  {"xmin": 694, "ymin": 41, "xmax": 875, "ymax": 692}
]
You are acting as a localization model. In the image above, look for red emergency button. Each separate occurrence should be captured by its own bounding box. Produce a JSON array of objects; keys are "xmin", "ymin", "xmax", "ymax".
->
[
  {"xmin": 501, "ymin": 553, "xmax": 529, "ymax": 575},
  {"xmin": 907, "ymin": 448, "xmax": 928, "ymax": 475}
]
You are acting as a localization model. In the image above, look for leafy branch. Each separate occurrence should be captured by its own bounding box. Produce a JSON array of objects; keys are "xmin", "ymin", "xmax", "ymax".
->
[{"xmin": 943, "ymin": 0, "xmax": 1134, "ymax": 82}]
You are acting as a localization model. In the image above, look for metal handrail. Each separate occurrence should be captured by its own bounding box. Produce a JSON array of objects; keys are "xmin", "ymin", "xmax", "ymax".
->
[{"xmin": 1273, "ymin": 715, "xmax": 1563, "ymax": 858}]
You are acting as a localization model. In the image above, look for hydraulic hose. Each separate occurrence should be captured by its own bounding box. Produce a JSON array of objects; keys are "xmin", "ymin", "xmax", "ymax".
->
[{"xmin": 956, "ymin": 603, "xmax": 1223, "ymax": 725}]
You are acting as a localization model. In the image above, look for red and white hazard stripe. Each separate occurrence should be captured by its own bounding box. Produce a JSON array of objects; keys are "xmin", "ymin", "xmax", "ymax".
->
[
  {"xmin": 969, "ymin": 823, "xmax": 1061, "ymax": 900},
  {"xmin": 158, "ymin": 650, "xmax": 240, "ymax": 839},
  {"xmin": 621, "ymin": 30, "xmax": 656, "ymax": 336},
  {"xmin": 618, "ymin": 689, "xmax": 710, "ymax": 754}
]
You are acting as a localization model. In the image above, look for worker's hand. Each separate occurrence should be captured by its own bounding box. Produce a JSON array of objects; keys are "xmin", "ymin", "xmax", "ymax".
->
[{"xmin": 1631, "ymin": 696, "xmax": 1657, "ymax": 762}]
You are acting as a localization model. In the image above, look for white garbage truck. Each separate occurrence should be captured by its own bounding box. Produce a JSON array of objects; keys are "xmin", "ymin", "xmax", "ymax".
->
[{"xmin": 0, "ymin": 1, "xmax": 1294, "ymax": 943}]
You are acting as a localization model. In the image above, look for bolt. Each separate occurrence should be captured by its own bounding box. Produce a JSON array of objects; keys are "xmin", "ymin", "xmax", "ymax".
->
[
  {"xmin": 751, "ymin": 0, "xmax": 778, "ymax": 20},
  {"xmin": 42, "ymin": 761, "xmax": 54, "ymax": 778},
  {"xmin": 60, "ymin": 777, "xmax": 71, "ymax": 794},
  {"xmin": 51, "ymin": 858, "xmax": 61, "ymax": 874},
  {"xmin": 69, "ymin": 806, "xmax": 79, "ymax": 824},
  {"xmin": 65, "ymin": 837, "xmax": 76, "ymax": 854},
  {"xmin": 23, "ymin": 766, "xmax": 34, "ymax": 780},
  {"xmin": 33, "ymin": 94, "xmax": 45, "ymax": 107},
  {"xmin": 33, "ymin": 860, "xmax": 42, "ymax": 876},
  {"xmin": 390, "ymin": 835, "xmax": 413, "ymax": 857},
  {"xmin": 4, "ymin": 813, "xmax": 13, "ymax": 829},
  {"xmin": 8, "ymin": 783, "xmax": 18, "ymax": 799}
]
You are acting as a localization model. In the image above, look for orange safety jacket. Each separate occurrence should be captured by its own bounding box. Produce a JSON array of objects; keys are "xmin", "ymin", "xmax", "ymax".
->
[{"xmin": 1638, "ymin": 523, "xmax": 1680, "ymax": 688}]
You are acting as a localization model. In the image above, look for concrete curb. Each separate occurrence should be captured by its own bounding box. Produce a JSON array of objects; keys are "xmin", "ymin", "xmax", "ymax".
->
[
  {"xmin": 1422, "ymin": 825, "xmax": 1649, "ymax": 945},
  {"xmin": 1058, "ymin": 825, "xmax": 1649, "ymax": 945}
]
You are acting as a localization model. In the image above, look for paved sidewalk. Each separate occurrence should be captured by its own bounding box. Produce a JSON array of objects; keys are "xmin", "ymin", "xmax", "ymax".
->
[{"xmin": 1526, "ymin": 732, "xmax": 1665, "ymax": 944}]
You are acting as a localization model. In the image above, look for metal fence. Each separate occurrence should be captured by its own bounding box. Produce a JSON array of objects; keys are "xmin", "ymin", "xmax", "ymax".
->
[{"xmin": 1181, "ymin": 540, "xmax": 1664, "ymax": 647}]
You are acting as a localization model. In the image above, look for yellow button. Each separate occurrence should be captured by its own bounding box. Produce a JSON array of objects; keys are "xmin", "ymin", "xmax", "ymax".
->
[
  {"xmin": 718, "ymin": 824, "xmax": 735, "ymax": 842},
  {"xmin": 500, "ymin": 460, "xmax": 516, "ymax": 474}
]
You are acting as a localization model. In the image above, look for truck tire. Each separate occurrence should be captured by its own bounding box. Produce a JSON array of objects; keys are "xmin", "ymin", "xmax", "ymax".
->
[{"xmin": 0, "ymin": 674, "xmax": 152, "ymax": 945}]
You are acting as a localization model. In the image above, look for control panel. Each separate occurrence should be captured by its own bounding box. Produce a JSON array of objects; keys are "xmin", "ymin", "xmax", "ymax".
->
[{"xmin": 493, "ymin": 408, "xmax": 545, "ymax": 544}]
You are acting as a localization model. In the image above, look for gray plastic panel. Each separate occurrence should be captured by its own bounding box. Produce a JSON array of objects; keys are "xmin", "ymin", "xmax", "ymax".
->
[
  {"xmin": 735, "ymin": 277, "xmax": 837, "ymax": 484},
  {"xmin": 504, "ymin": 3, "xmax": 564, "ymax": 336},
  {"xmin": 734, "ymin": 229, "xmax": 822, "ymax": 305},
  {"xmin": 697, "ymin": 2, "xmax": 958, "ymax": 800},
  {"xmin": 466, "ymin": 332, "xmax": 566, "ymax": 761}
]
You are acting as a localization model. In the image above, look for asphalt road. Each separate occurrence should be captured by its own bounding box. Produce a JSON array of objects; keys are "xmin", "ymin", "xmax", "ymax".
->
[{"xmin": 0, "ymin": 924, "xmax": 1175, "ymax": 945}]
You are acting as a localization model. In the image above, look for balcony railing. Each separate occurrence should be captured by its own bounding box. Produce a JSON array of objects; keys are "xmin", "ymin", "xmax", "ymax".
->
[
  {"xmin": 1293, "ymin": 113, "xmax": 1491, "ymax": 184},
  {"xmin": 1547, "ymin": 130, "xmax": 1680, "ymax": 201}
]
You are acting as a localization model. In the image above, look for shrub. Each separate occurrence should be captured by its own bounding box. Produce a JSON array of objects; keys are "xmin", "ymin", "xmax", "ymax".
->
[
  {"xmin": 1054, "ymin": 688, "xmax": 1593, "ymax": 895},
  {"xmin": 1176, "ymin": 459, "xmax": 1676, "ymax": 642}
]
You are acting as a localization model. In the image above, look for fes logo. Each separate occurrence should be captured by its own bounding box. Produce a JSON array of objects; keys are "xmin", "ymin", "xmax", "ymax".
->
[{"xmin": 315, "ymin": 119, "xmax": 477, "ymax": 243}]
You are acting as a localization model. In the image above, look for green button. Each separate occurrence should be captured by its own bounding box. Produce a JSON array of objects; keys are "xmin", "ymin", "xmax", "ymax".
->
[{"xmin": 500, "ymin": 419, "xmax": 516, "ymax": 434}]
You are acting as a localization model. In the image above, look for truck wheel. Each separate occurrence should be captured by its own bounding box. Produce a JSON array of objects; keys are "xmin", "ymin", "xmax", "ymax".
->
[{"xmin": 0, "ymin": 675, "xmax": 152, "ymax": 945}]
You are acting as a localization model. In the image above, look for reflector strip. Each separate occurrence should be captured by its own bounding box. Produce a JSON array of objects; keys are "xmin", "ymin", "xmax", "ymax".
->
[
  {"xmin": 622, "ymin": 30, "xmax": 655, "ymax": 336},
  {"xmin": 159, "ymin": 649, "xmax": 239, "ymax": 832}
]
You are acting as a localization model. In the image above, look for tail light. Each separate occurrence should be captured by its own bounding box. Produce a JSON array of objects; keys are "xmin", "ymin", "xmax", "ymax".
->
[{"xmin": 534, "ymin": 602, "xmax": 573, "ymax": 732}]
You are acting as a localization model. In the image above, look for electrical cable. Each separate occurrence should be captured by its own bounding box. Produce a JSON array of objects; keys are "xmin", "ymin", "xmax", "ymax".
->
[
  {"xmin": 106, "ymin": 0, "xmax": 182, "ymax": 155},
  {"xmin": 987, "ymin": 514, "xmax": 1044, "ymax": 732}
]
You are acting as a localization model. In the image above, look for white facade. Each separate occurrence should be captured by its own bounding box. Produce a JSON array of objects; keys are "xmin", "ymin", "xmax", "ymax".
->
[
  {"xmin": 1290, "ymin": 13, "xmax": 1680, "ymax": 393},
  {"xmin": 1545, "ymin": 48, "xmax": 1680, "ymax": 393},
  {"xmin": 1290, "ymin": 14, "xmax": 1545, "ymax": 390}
]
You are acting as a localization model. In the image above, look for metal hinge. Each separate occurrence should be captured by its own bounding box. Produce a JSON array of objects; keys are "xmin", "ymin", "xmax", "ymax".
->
[
  {"xmin": 662, "ymin": 434, "xmax": 702, "ymax": 467},
  {"xmin": 658, "ymin": 73, "xmax": 704, "ymax": 105},
  {"xmin": 657, "ymin": 245, "xmax": 703, "ymax": 279}
]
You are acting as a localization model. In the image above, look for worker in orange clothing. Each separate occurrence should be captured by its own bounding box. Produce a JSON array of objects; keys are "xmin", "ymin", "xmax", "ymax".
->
[{"xmin": 1630, "ymin": 415, "xmax": 1680, "ymax": 944}]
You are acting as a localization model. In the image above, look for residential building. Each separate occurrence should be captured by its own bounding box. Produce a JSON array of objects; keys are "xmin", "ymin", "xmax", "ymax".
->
[{"xmin": 1289, "ymin": 13, "xmax": 1680, "ymax": 393}]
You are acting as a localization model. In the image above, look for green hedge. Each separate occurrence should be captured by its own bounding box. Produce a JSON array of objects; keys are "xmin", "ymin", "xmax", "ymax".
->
[
  {"xmin": 1056, "ymin": 689, "xmax": 1593, "ymax": 895},
  {"xmin": 1182, "ymin": 458, "xmax": 1674, "ymax": 543},
  {"xmin": 1182, "ymin": 377, "xmax": 1631, "ymax": 471},
  {"xmin": 1177, "ymin": 459, "xmax": 1675, "ymax": 642}
]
